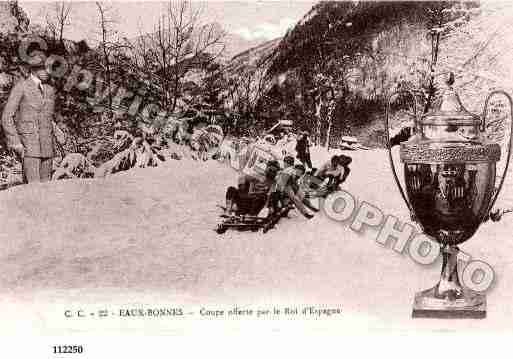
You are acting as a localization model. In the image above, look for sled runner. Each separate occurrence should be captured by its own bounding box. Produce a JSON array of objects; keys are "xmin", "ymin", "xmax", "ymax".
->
[
  {"xmin": 215, "ymin": 214, "xmax": 268, "ymax": 234},
  {"xmin": 215, "ymin": 211, "xmax": 285, "ymax": 234},
  {"xmin": 215, "ymin": 205, "xmax": 303, "ymax": 234}
]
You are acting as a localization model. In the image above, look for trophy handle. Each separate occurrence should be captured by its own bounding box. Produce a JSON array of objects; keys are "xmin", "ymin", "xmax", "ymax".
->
[
  {"xmin": 482, "ymin": 90, "xmax": 513, "ymax": 214},
  {"xmin": 384, "ymin": 90, "xmax": 419, "ymax": 216}
]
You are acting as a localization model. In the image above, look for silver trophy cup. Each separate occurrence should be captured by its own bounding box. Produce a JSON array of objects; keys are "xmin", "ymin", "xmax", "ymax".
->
[{"xmin": 385, "ymin": 81, "xmax": 513, "ymax": 318}]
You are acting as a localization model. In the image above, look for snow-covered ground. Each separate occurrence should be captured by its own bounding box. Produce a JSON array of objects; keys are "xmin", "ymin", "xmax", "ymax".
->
[{"xmin": 1, "ymin": 146, "xmax": 513, "ymax": 335}]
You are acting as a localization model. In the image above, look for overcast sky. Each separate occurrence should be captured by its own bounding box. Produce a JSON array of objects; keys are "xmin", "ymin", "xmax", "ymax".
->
[{"xmin": 20, "ymin": 1, "xmax": 317, "ymax": 44}]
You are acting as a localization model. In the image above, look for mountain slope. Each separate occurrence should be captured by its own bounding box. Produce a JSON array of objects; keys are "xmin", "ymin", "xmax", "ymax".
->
[
  {"xmin": 127, "ymin": 21, "xmax": 270, "ymax": 63},
  {"xmin": 260, "ymin": 1, "xmax": 503, "ymax": 147},
  {"xmin": 221, "ymin": 32, "xmax": 274, "ymax": 61},
  {"xmin": 225, "ymin": 37, "xmax": 281, "ymax": 72}
]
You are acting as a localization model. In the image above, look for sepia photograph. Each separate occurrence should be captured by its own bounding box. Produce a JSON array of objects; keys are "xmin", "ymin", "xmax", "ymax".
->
[{"xmin": 1, "ymin": 0, "xmax": 513, "ymax": 354}]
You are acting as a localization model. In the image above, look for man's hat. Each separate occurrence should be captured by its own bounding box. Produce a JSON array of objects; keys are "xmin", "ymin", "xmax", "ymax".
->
[
  {"xmin": 283, "ymin": 155, "xmax": 295, "ymax": 166},
  {"xmin": 338, "ymin": 154, "xmax": 352, "ymax": 166},
  {"xmin": 264, "ymin": 159, "xmax": 280, "ymax": 180},
  {"xmin": 267, "ymin": 159, "xmax": 280, "ymax": 169},
  {"xmin": 28, "ymin": 61, "xmax": 46, "ymax": 70},
  {"xmin": 23, "ymin": 39, "xmax": 48, "ymax": 69}
]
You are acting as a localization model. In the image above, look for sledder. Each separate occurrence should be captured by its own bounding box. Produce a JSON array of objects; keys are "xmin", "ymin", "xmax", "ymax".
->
[
  {"xmin": 237, "ymin": 163, "xmax": 314, "ymax": 233},
  {"xmin": 224, "ymin": 159, "xmax": 280, "ymax": 216},
  {"xmin": 299, "ymin": 154, "xmax": 352, "ymax": 210},
  {"xmin": 216, "ymin": 160, "xmax": 314, "ymax": 234},
  {"xmin": 216, "ymin": 160, "xmax": 280, "ymax": 234},
  {"xmin": 313, "ymin": 154, "xmax": 352, "ymax": 192},
  {"xmin": 266, "ymin": 163, "xmax": 313, "ymax": 220}
]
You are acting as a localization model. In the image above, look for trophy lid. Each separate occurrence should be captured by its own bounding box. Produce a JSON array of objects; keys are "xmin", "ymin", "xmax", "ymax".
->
[
  {"xmin": 421, "ymin": 75, "xmax": 481, "ymax": 126},
  {"xmin": 400, "ymin": 73, "xmax": 501, "ymax": 164}
]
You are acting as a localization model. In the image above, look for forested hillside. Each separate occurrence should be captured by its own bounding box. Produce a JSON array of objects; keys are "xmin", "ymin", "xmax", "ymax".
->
[{"xmin": 258, "ymin": 1, "xmax": 489, "ymax": 147}]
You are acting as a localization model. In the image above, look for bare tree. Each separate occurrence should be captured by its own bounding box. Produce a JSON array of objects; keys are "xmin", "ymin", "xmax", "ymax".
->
[
  {"xmin": 95, "ymin": 1, "xmax": 119, "ymax": 115},
  {"xmin": 225, "ymin": 63, "xmax": 269, "ymax": 128},
  {"xmin": 45, "ymin": 1, "xmax": 72, "ymax": 44},
  {"xmin": 307, "ymin": 51, "xmax": 357, "ymax": 147},
  {"xmin": 129, "ymin": 0, "xmax": 225, "ymax": 113}
]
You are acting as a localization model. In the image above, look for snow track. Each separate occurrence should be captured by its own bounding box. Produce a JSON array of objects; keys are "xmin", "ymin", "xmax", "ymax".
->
[{"xmin": 1, "ymin": 148, "xmax": 513, "ymax": 333}]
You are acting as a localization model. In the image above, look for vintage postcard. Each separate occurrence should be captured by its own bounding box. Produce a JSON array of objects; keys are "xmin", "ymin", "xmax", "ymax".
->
[{"xmin": 1, "ymin": 0, "xmax": 513, "ymax": 355}]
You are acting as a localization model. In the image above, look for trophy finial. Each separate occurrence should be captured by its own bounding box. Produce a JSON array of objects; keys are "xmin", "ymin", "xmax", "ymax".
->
[
  {"xmin": 439, "ymin": 83, "xmax": 463, "ymax": 113},
  {"xmin": 437, "ymin": 72, "xmax": 475, "ymax": 115}
]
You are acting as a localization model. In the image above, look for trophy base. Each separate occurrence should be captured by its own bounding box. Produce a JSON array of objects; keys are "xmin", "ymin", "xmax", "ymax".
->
[{"xmin": 412, "ymin": 286, "xmax": 486, "ymax": 319}]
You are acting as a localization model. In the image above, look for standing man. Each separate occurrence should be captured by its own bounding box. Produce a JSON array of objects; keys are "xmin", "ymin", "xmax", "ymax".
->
[
  {"xmin": 295, "ymin": 131, "xmax": 312, "ymax": 170},
  {"xmin": 2, "ymin": 62, "xmax": 65, "ymax": 183}
]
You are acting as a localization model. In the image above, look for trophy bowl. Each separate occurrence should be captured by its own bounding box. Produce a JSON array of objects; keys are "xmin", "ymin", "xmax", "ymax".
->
[
  {"xmin": 403, "ymin": 152, "xmax": 498, "ymax": 246},
  {"xmin": 385, "ymin": 80, "xmax": 513, "ymax": 319}
]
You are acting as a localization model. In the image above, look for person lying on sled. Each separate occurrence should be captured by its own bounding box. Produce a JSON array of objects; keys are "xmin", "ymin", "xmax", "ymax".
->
[
  {"xmin": 224, "ymin": 160, "xmax": 280, "ymax": 216},
  {"xmin": 336, "ymin": 154, "xmax": 352, "ymax": 185},
  {"xmin": 313, "ymin": 154, "xmax": 352, "ymax": 192},
  {"xmin": 264, "ymin": 163, "xmax": 313, "ymax": 219}
]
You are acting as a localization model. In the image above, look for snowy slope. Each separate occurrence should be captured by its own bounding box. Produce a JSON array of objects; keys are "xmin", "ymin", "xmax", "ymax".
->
[{"xmin": 1, "ymin": 149, "xmax": 513, "ymax": 334}]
